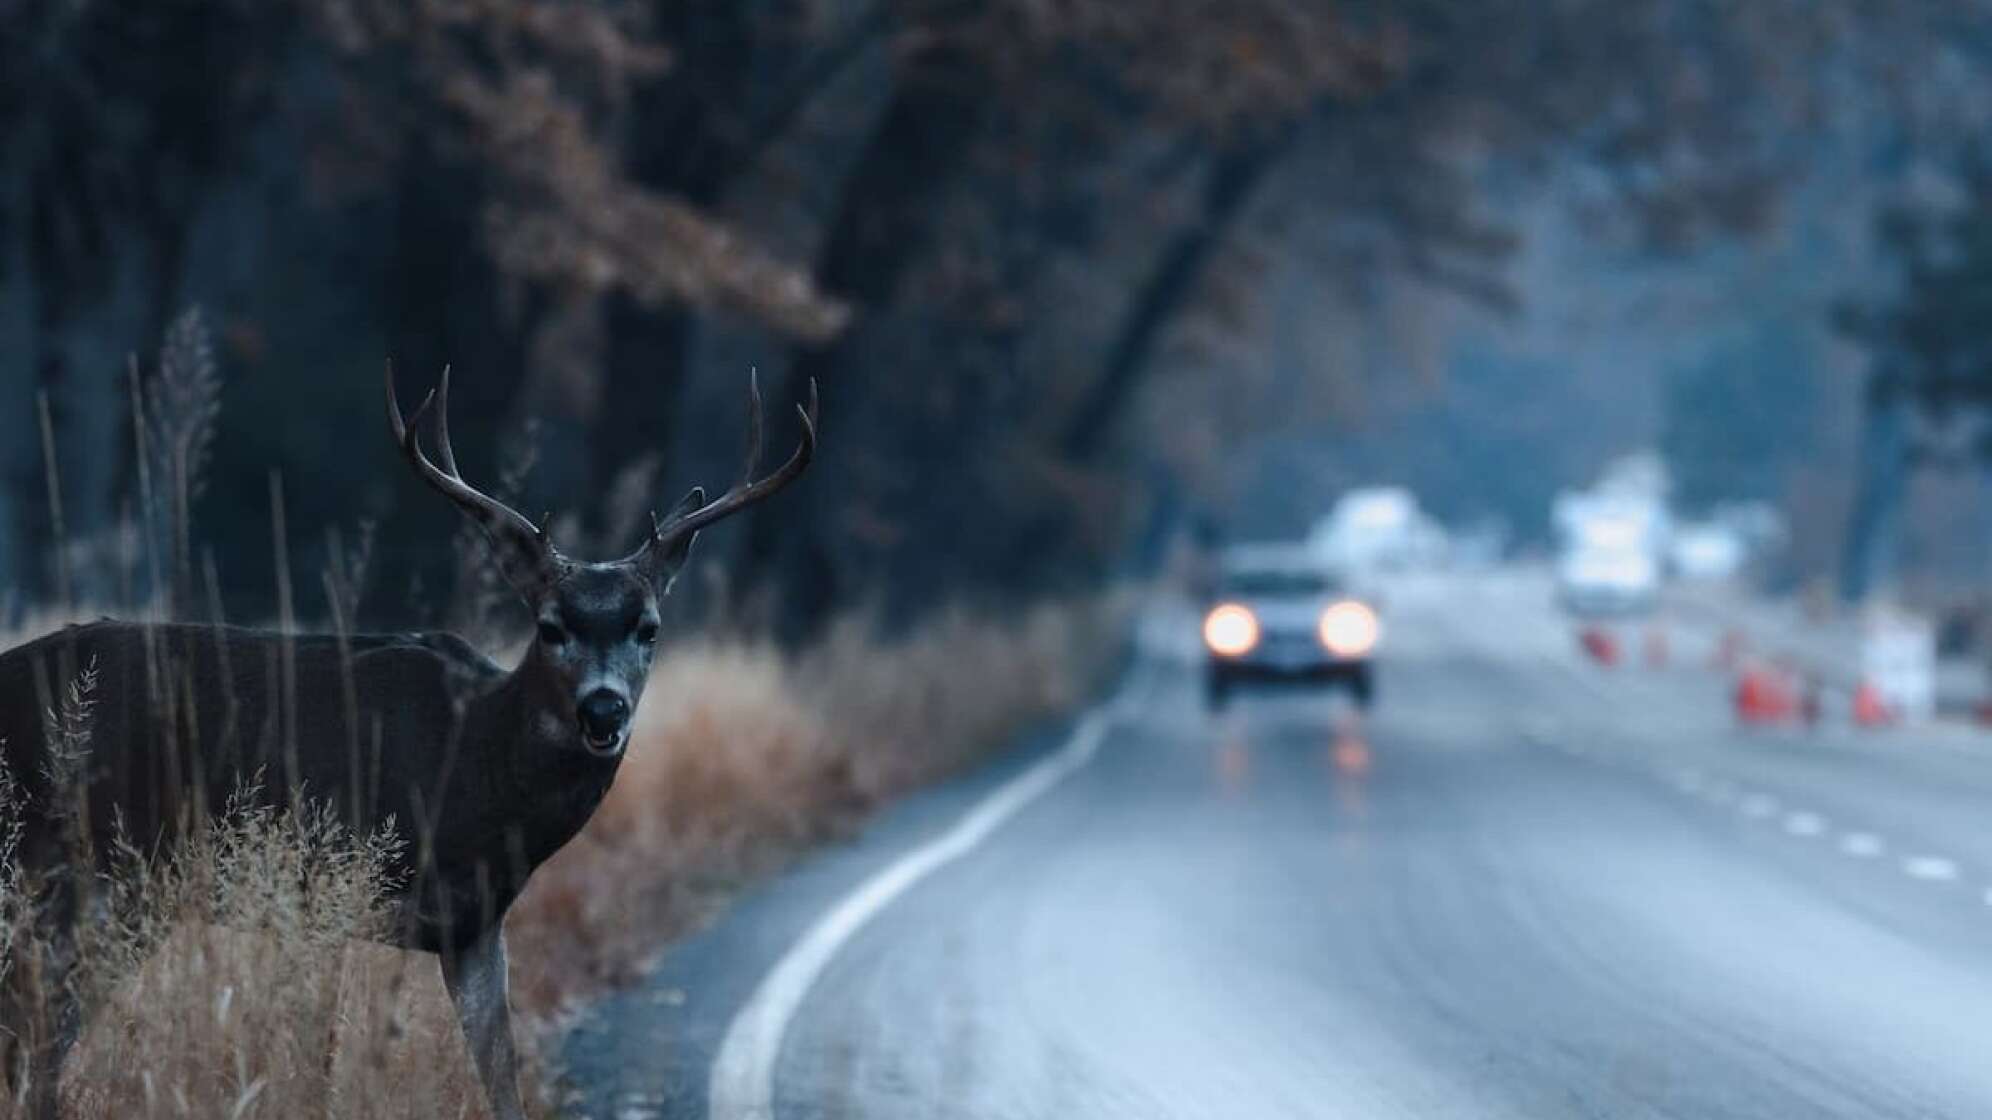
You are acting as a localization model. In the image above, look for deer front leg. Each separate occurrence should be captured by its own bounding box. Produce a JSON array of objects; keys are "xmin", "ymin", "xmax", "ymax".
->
[
  {"xmin": 5, "ymin": 948, "xmax": 79, "ymax": 1120},
  {"xmin": 7, "ymin": 878, "xmax": 83, "ymax": 1120},
  {"xmin": 25, "ymin": 955, "xmax": 79, "ymax": 1120},
  {"xmin": 439, "ymin": 924, "xmax": 529, "ymax": 1120}
]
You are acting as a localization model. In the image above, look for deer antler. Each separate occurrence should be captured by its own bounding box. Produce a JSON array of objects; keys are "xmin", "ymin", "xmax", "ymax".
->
[
  {"xmin": 655, "ymin": 370, "xmax": 818, "ymax": 544},
  {"xmin": 624, "ymin": 370, "xmax": 817, "ymax": 588},
  {"xmin": 387, "ymin": 363, "xmax": 567, "ymax": 593}
]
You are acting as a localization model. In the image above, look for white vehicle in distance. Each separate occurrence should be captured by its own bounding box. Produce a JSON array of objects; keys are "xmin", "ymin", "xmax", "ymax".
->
[
  {"xmin": 1309, "ymin": 487, "xmax": 1447, "ymax": 575},
  {"xmin": 1553, "ymin": 491, "xmax": 1665, "ymax": 617},
  {"xmin": 1202, "ymin": 545, "xmax": 1380, "ymax": 710},
  {"xmin": 1669, "ymin": 521, "xmax": 1747, "ymax": 582},
  {"xmin": 1555, "ymin": 539, "xmax": 1660, "ymax": 616}
]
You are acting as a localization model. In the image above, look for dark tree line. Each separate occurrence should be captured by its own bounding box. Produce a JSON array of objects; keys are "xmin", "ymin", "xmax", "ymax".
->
[
  {"xmin": 0, "ymin": 0, "xmax": 1924, "ymax": 631},
  {"xmin": 1839, "ymin": 159, "xmax": 1992, "ymax": 599}
]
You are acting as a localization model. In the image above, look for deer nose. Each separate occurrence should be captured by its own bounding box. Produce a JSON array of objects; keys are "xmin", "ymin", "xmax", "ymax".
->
[{"xmin": 577, "ymin": 689, "xmax": 630, "ymax": 745}]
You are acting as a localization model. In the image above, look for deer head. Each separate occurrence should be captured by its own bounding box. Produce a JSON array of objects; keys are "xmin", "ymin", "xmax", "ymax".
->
[{"xmin": 387, "ymin": 365, "xmax": 818, "ymax": 757}]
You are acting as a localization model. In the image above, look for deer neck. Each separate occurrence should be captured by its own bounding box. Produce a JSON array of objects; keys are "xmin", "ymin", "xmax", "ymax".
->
[{"xmin": 454, "ymin": 651, "xmax": 621, "ymax": 855}]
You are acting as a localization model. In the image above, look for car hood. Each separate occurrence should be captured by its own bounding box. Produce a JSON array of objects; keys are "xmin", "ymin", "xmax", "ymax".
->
[{"xmin": 1231, "ymin": 597, "xmax": 1333, "ymax": 632}]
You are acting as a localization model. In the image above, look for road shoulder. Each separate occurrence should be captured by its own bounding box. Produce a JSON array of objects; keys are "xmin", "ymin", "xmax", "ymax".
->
[{"xmin": 559, "ymin": 696, "xmax": 1121, "ymax": 1120}]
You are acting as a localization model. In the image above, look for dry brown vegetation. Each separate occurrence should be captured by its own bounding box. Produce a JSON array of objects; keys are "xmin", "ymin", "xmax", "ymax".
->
[
  {"xmin": 0, "ymin": 596, "xmax": 1119, "ymax": 1117},
  {"xmin": 0, "ymin": 785, "xmax": 509, "ymax": 1118}
]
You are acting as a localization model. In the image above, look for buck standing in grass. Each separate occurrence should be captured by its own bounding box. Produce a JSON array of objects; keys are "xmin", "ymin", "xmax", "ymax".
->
[{"xmin": 0, "ymin": 366, "xmax": 817, "ymax": 1120}]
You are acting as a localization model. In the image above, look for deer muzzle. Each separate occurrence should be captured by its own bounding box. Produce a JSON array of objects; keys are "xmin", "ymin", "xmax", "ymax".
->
[{"xmin": 577, "ymin": 688, "xmax": 631, "ymax": 756}]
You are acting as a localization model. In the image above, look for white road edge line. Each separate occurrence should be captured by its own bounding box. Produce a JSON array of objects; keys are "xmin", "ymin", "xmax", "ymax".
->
[
  {"xmin": 1839, "ymin": 832, "xmax": 1884, "ymax": 858},
  {"xmin": 707, "ymin": 707, "xmax": 1116, "ymax": 1120},
  {"xmin": 1903, "ymin": 855, "xmax": 1961, "ymax": 882}
]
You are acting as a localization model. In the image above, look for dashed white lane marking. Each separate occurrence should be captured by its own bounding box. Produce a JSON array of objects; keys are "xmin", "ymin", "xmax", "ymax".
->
[
  {"xmin": 1739, "ymin": 793, "xmax": 1780, "ymax": 819},
  {"xmin": 1782, "ymin": 811, "xmax": 1827, "ymax": 837},
  {"xmin": 1903, "ymin": 856, "xmax": 1961, "ymax": 882},
  {"xmin": 708, "ymin": 708, "xmax": 1116, "ymax": 1120},
  {"xmin": 1839, "ymin": 832, "xmax": 1885, "ymax": 858}
]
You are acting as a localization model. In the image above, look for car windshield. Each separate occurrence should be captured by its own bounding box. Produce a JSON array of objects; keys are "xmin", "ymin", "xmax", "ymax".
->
[{"xmin": 1223, "ymin": 568, "xmax": 1337, "ymax": 596}]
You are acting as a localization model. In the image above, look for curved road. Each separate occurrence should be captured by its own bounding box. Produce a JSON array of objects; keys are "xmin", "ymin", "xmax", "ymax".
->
[{"xmin": 569, "ymin": 574, "xmax": 1992, "ymax": 1119}]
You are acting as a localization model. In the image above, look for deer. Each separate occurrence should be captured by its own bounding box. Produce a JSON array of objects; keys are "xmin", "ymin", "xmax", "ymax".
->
[{"xmin": 0, "ymin": 364, "xmax": 817, "ymax": 1119}]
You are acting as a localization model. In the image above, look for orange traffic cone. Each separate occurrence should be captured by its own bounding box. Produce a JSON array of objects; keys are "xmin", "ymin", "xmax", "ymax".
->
[
  {"xmin": 1852, "ymin": 681, "xmax": 1895, "ymax": 728},
  {"xmin": 1736, "ymin": 664, "xmax": 1798, "ymax": 726}
]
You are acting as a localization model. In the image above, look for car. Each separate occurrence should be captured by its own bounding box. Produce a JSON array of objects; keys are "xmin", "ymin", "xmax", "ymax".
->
[
  {"xmin": 1668, "ymin": 522, "xmax": 1747, "ymax": 582},
  {"xmin": 1308, "ymin": 487, "xmax": 1448, "ymax": 575},
  {"xmin": 1554, "ymin": 544, "xmax": 1660, "ymax": 616},
  {"xmin": 1201, "ymin": 545, "xmax": 1381, "ymax": 710}
]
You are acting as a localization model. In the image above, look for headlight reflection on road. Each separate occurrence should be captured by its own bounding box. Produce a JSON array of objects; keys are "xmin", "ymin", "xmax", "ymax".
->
[
  {"xmin": 1331, "ymin": 734, "xmax": 1371, "ymax": 777},
  {"xmin": 1327, "ymin": 718, "xmax": 1372, "ymax": 818},
  {"xmin": 1213, "ymin": 733, "xmax": 1252, "ymax": 795}
]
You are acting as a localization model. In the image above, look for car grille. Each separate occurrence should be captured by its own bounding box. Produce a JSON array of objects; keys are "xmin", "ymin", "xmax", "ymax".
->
[{"xmin": 1256, "ymin": 629, "xmax": 1325, "ymax": 661}]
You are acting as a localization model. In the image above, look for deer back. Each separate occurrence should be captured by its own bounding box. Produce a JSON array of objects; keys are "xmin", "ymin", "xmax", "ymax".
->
[{"xmin": 0, "ymin": 620, "xmax": 596, "ymax": 950}]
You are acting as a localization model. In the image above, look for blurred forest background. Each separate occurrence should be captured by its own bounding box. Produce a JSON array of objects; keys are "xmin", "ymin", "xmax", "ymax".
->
[{"xmin": 6, "ymin": 0, "xmax": 1992, "ymax": 630}]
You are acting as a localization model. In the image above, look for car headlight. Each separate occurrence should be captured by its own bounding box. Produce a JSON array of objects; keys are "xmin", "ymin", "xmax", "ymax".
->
[
  {"xmin": 1319, "ymin": 600, "xmax": 1380, "ymax": 657},
  {"xmin": 1203, "ymin": 603, "xmax": 1260, "ymax": 656}
]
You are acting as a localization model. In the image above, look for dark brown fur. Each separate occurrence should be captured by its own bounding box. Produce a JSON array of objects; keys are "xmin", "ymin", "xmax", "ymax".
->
[{"xmin": 0, "ymin": 620, "xmax": 617, "ymax": 953}]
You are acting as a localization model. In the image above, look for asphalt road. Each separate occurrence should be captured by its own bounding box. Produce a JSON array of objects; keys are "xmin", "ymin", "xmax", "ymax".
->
[{"xmin": 568, "ymin": 573, "xmax": 1992, "ymax": 1119}]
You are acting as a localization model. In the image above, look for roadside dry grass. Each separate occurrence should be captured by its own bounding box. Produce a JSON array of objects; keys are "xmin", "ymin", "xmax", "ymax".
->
[
  {"xmin": 0, "ymin": 793, "xmax": 515, "ymax": 1119},
  {"xmin": 0, "ymin": 595, "xmax": 1120, "ymax": 1117}
]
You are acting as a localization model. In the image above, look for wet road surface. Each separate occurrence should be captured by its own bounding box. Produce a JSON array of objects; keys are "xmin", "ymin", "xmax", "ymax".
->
[{"xmin": 569, "ymin": 574, "xmax": 1992, "ymax": 1119}]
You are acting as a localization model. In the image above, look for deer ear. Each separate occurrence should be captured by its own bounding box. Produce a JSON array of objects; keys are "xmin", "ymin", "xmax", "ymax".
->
[
  {"xmin": 642, "ymin": 487, "xmax": 706, "ymax": 593},
  {"xmin": 482, "ymin": 517, "xmax": 569, "ymax": 603}
]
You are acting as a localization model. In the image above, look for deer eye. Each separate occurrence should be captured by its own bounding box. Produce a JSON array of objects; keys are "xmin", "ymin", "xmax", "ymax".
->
[
  {"xmin": 635, "ymin": 621, "xmax": 660, "ymax": 646},
  {"xmin": 537, "ymin": 621, "xmax": 569, "ymax": 647}
]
